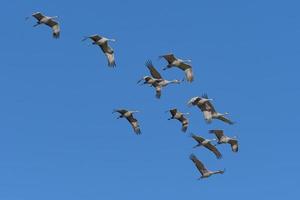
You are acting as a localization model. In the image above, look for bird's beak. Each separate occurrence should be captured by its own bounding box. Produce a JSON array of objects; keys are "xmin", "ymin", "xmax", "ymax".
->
[{"xmin": 187, "ymin": 101, "xmax": 193, "ymax": 106}]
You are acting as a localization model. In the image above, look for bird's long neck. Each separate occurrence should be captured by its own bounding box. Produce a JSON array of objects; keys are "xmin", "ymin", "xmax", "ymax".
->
[
  {"xmin": 170, "ymin": 79, "xmax": 180, "ymax": 84},
  {"xmin": 183, "ymin": 59, "xmax": 192, "ymax": 63}
]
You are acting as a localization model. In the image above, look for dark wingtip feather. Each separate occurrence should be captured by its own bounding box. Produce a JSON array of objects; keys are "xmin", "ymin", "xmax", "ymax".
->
[
  {"xmin": 108, "ymin": 61, "xmax": 116, "ymax": 68},
  {"xmin": 208, "ymin": 130, "xmax": 215, "ymax": 133},
  {"xmin": 189, "ymin": 153, "xmax": 196, "ymax": 160},
  {"xmin": 145, "ymin": 60, "xmax": 153, "ymax": 68},
  {"xmin": 135, "ymin": 129, "xmax": 142, "ymax": 135},
  {"xmin": 182, "ymin": 126, "xmax": 188, "ymax": 132},
  {"xmin": 53, "ymin": 32, "xmax": 60, "ymax": 39},
  {"xmin": 202, "ymin": 93, "xmax": 208, "ymax": 99}
]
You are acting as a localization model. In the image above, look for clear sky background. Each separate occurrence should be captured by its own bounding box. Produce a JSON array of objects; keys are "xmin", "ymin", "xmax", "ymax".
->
[{"xmin": 0, "ymin": 0, "xmax": 299, "ymax": 199}]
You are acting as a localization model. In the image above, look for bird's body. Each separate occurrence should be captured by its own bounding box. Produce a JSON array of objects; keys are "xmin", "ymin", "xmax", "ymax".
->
[
  {"xmin": 82, "ymin": 34, "xmax": 116, "ymax": 67},
  {"xmin": 167, "ymin": 109, "xmax": 189, "ymax": 132},
  {"xmin": 160, "ymin": 53, "xmax": 194, "ymax": 82},
  {"xmin": 189, "ymin": 154, "xmax": 224, "ymax": 179},
  {"xmin": 209, "ymin": 130, "xmax": 238, "ymax": 152},
  {"xmin": 113, "ymin": 109, "xmax": 141, "ymax": 135},
  {"xmin": 191, "ymin": 134, "xmax": 222, "ymax": 159},
  {"xmin": 139, "ymin": 60, "xmax": 180, "ymax": 98},
  {"xmin": 31, "ymin": 12, "xmax": 60, "ymax": 38},
  {"xmin": 187, "ymin": 94, "xmax": 234, "ymax": 125}
]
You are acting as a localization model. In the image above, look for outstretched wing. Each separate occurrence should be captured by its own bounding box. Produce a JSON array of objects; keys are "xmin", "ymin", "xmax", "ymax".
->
[
  {"xmin": 159, "ymin": 53, "xmax": 176, "ymax": 64},
  {"xmin": 155, "ymin": 85, "xmax": 162, "ymax": 99},
  {"xmin": 204, "ymin": 143, "xmax": 222, "ymax": 159},
  {"xmin": 169, "ymin": 108, "xmax": 177, "ymax": 117},
  {"xmin": 228, "ymin": 139, "xmax": 238, "ymax": 152},
  {"xmin": 178, "ymin": 62, "xmax": 192, "ymax": 70},
  {"xmin": 190, "ymin": 154, "xmax": 207, "ymax": 175},
  {"xmin": 45, "ymin": 19, "xmax": 60, "ymax": 38},
  {"xmin": 113, "ymin": 109, "xmax": 128, "ymax": 115},
  {"xmin": 100, "ymin": 42, "xmax": 116, "ymax": 67},
  {"xmin": 191, "ymin": 134, "xmax": 205, "ymax": 144},
  {"xmin": 178, "ymin": 115, "xmax": 189, "ymax": 132},
  {"xmin": 126, "ymin": 115, "xmax": 141, "ymax": 135},
  {"xmin": 209, "ymin": 130, "xmax": 224, "ymax": 141},
  {"xmin": 32, "ymin": 12, "xmax": 45, "ymax": 21},
  {"xmin": 87, "ymin": 34, "xmax": 102, "ymax": 42},
  {"xmin": 145, "ymin": 60, "xmax": 162, "ymax": 79},
  {"xmin": 184, "ymin": 67, "xmax": 194, "ymax": 82},
  {"xmin": 217, "ymin": 115, "xmax": 234, "ymax": 125}
]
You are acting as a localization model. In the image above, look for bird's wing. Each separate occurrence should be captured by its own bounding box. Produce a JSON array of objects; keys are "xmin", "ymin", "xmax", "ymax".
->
[
  {"xmin": 145, "ymin": 60, "xmax": 162, "ymax": 79},
  {"xmin": 155, "ymin": 85, "xmax": 162, "ymax": 99},
  {"xmin": 209, "ymin": 130, "xmax": 224, "ymax": 141},
  {"xmin": 45, "ymin": 19, "xmax": 60, "ymax": 38},
  {"xmin": 204, "ymin": 101, "xmax": 216, "ymax": 113},
  {"xmin": 190, "ymin": 154, "xmax": 207, "ymax": 175},
  {"xmin": 184, "ymin": 68, "xmax": 194, "ymax": 82},
  {"xmin": 159, "ymin": 54, "xmax": 176, "ymax": 64},
  {"xmin": 228, "ymin": 139, "xmax": 238, "ymax": 152},
  {"xmin": 204, "ymin": 143, "xmax": 222, "ymax": 159},
  {"xmin": 169, "ymin": 109, "xmax": 177, "ymax": 116},
  {"xmin": 126, "ymin": 115, "xmax": 141, "ymax": 135},
  {"xmin": 203, "ymin": 110, "xmax": 213, "ymax": 123},
  {"xmin": 178, "ymin": 115, "xmax": 189, "ymax": 132},
  {"xmin": 89, "ymin": 34, "xmax": 102, "ymax": 42},
  {"xmin": 32, "ymin": 12, "xmax": 45, "ymax": 21},
  {"xmin": 113, "ymin": 109, "xmax": 128, "ymax": 115},
  {"xmin": 178, "ymin": 62, "xmax": 192, "ymax": 70},
  {"xmin": 191, "ymin": 134, "xmax": 205, "ymax": 144},
  {"xmin": 100, "ymin": 42, "xmax": 116, "ymax": 67},
  {"xmin": 216, "ymin": 115, "xmax": 234, "ymax": 125}
]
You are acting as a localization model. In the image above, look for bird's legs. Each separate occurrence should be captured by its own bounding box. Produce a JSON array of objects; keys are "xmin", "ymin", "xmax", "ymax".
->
[
  {"xmin": 193, "ymin": 144, "xmax": 201, "ymax": 148},
  {"xmin": 33, "ymin": 22, "xmax": 41, "ymax": 27}
]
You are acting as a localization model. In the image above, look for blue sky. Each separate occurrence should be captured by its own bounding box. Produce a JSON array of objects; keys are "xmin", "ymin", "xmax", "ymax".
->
[{"xmin": 0, "ymin": 0, "xmax": 299, "ymax": 199}]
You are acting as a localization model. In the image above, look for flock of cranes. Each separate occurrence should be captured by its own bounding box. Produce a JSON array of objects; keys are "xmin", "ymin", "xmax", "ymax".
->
[{"xmin": 27, "ymin": 11, "xmax": 239, "ymax": 180}]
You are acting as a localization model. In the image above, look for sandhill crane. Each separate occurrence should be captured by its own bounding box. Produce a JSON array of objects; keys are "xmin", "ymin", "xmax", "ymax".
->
[
  {"xmin": 138, "ymin": 60, "xmax": 181, "ymax": 99},
  {"xmin": 82, "ymin": 34, "xmax": 116, "ymax": 67},
  {"xmin": 113, "ymin": 109, "xmax": 141, "ymax": 135},
  {"xmin": 29, "ymin": 12, "xmax": 60, "ymax": 38},
  {"xmin": 189, "ymin": 154, "xmax": 224, "ymax": 179},
  {"xmin": 209, "ymin": 130, "xmax": 238, "ymax": 152},
  {"xmin": 160, "ymin": 53, "xmax": 194, "ymax": 82},
  {"xmin": 190, "ymin": 134, "xmax": 222, "ymax": 159},
  {"xmin": 166, "ymin": 108, "xmax": 189, "ymax": 132},
  {"xmin": 187, "ymin": 94, "xmax": 234, "ymax": 125}
]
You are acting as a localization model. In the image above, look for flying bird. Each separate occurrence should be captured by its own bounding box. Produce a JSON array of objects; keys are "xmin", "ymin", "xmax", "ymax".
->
[
  {"xmin": 160, "ymin": 53, "xmax": 194, "ymax": 82},
  {"xmin": 190, "ymin": 134, "xmax": 222, "ymax": 159},
  {"xmin": 138, "ymin": 60, "xmax": 181, "ymax": 99},
  {"xmin": 166, "ymin": 108, "xmax": 189, "ymax": 132},
  {"xmin": 113, "ymin": 109, "xmax": 141, "ymax": 134},
  {"xmin": 30, "ymin": 12, "xmax": 60, "ymax": 38},
  {"xmin": 187, "ymin": 94, "xmax": 234, "ymax": 125},
  {"xmin": 82, "ymin": 34, "xmax": 116, "ymax": 67},
  {"xmin": 209, "ymin": 130, "xmax": 238, "ymax": 152},
  {"xmin": 189, "ymin": 154, "xmax": 224, "ymax": 179}
]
